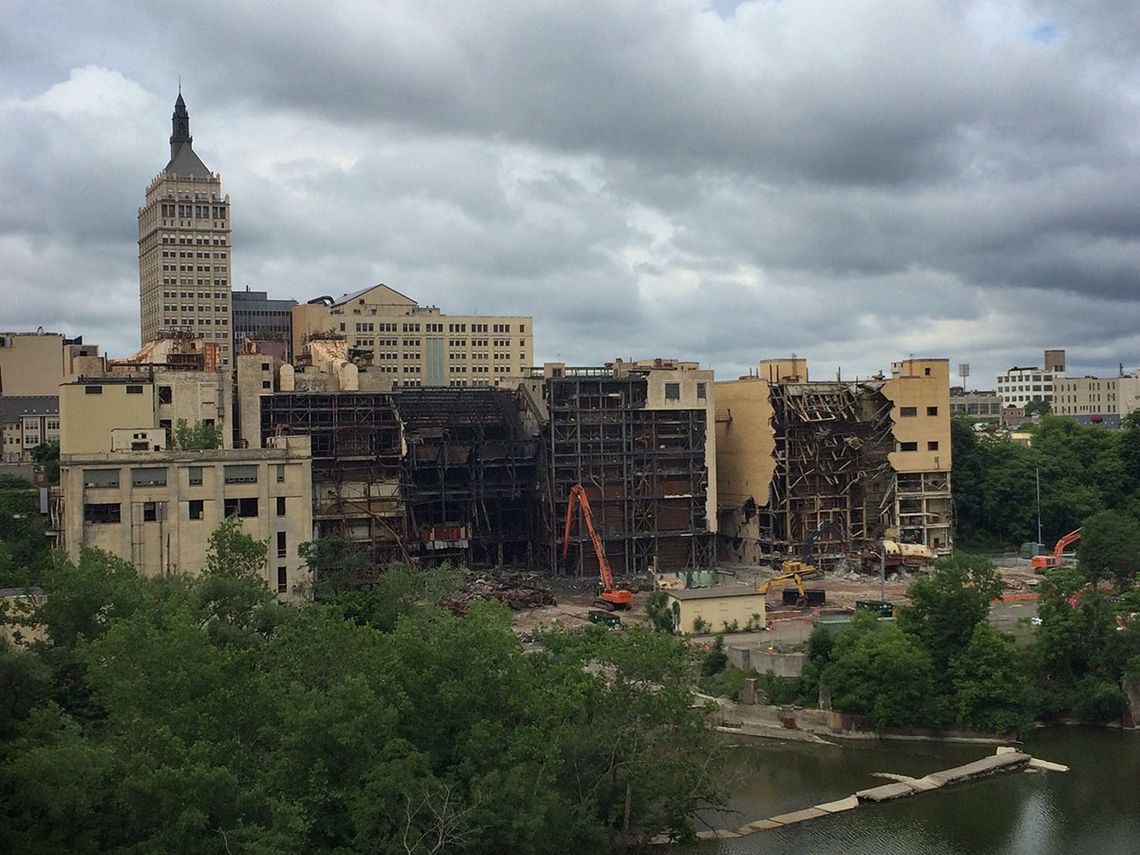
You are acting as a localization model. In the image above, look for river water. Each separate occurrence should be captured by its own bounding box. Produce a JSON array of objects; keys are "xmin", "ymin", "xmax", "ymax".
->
[{"xmin": 697, "ymin": 728, "xmax": 1140, "ymax": 854}]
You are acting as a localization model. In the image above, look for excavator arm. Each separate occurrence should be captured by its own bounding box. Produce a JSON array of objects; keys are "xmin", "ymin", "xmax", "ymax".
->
[
  {"xmin": 1053, "ymin": 529, "xmax": 1081, "ymax": 561},
  {"xmin": 562, "ymin": 485, "xmax": 632, "ymax": 609}
]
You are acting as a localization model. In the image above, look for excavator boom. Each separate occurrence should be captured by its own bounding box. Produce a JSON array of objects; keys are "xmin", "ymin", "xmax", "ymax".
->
[
  {"xmin": 562, "ymin": 485, "xmax": 633, "ymax": 609},
  {"xmin": 1032, "ymin": 528, "xmax": 1081, "ymax": 570}
]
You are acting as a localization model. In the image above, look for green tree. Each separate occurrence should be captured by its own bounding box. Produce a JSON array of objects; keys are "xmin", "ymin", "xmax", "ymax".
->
[
  {"xmin": 172, "ymin": 419, "xmax": 223, "ymax": 450},
  {"xmin": 193, "ymin": 516, "xmax": 278, "ymax": 646},
  {"xmin": 644, "ymin": 590, "xmax": 676, "ymax": 633},
  {"xmin": 897, "ymin": 553, "xmax": 1006, "ymax": 674},
  {"xmin": 1078, "ymin": 509, "xmax": 1140, "ymax": 589},
  {"xmin": 950, "ymin": 622, "xmax": 1035, "ymax": 734},
  {"xmin": 1024, "ymin": 400, "xmax": 1051, "ymax": 417},
  {"xmin": 822, "ymin": 611, "xmax": 937, "ymax": 730},
  {"xmin": 30, "ymin": 440, "xmax": 59, "ymax": 485}
]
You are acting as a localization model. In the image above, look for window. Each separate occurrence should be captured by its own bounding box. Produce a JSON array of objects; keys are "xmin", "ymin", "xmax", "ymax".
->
[
  {"xmin": 899, "ymin": 406, "xmax": 917, "ymax": 417},
  {"xmin": 157, "ymin": 386, "xmax": 173, "ymax": 404},
  {"xmin": 188, "ymin": 466, "xmax": 203, "ymax": 486},
  {"xmin": 84, "ymin": 503, "xmax": 121, "ymax": 524},
  {"xmin": 85, "ymin": 385, "xmax": 103, "ymax": 395},
  {"xmin": 224, "ymin": 464, "xmax": 258, "ymax": 484},
  {"xmin": 926, "ymin": 406, "xmax": 938, "ymax": 416},
  {"xmin": 262, "ymin": 380, "xmax": 272, "ymax": 389},
  {"xmin": 83, "ymin": 469, "xmax": 119, "ymax": 488},
  {"xmin": 126, "ymin": 385, "xmax": 144, "ymax": 395},
  {"xmin": 276, "ymin": 464, "xmax": 285, "ymax": 483},
  {"xmin": 276, "ymin": 496, "xmax": 286, "ymax": 516},
  {"xmin": 277, "ymin": 531, "xmax": 287, "ymax": 558},
  {"xmin": 277, "ymin": 567, "xmax": 288, "ymax": 594},
  {"xmin": 223, "ymin": 497, "xmax": 259, "ymax": 518},
  {"xmin": 924, "ymin": 367, "xmax": 931, "ymax": 376},
  {"xmin": 188, "ymin": 499, "xmax": 204, "ymax": 520},
  {"xmin": 696, "ymin": 382, "xmax": 707, "ymax": 400},
  {"xmin": 899, "ymin": 442, "xmax": 918, "ymax": 452},
  {"xmin": 132, "ymin": 467, "xmax": 167, "ymax": 487},
  {"xmin": 927, "ymin": 441, "xmax": 940, "ymax": 451},
  {"xmin": 664, "ymin": 382, "xmax": 680, "ymax": 400},
  {"xmin": 142, "ymin": 502, "xmax": 161, "ymax": 522}
]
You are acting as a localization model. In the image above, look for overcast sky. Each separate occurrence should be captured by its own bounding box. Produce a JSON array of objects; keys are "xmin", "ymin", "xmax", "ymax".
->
[{"xmin": 4, "ymin": 1, "xmax": 1139, "ymax": 386}]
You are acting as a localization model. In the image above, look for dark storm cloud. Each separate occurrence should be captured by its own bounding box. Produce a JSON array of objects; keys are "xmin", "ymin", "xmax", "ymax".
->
[{"xmin": 2, "ymin": 1, "xmax": 1139, "ymax": 383}]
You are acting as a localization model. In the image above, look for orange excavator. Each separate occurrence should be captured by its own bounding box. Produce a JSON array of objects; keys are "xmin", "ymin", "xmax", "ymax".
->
[
  {"xmin": 562, "ymin": 485, "xmax": 634, "ymax": 610},
  {"xmin": 1032, "ymin": 528, "xmax": 1081, "ymax": 570}
]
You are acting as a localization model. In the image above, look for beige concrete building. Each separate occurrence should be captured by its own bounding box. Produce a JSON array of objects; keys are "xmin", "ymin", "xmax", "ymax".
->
[
  {"xmin": 59, "ymin": 436, "xmax": 312, "ymax": 598},
  {"xmin": 60, "ymin": 335, "xmax": 231, "ymax": 455},
  {"xmin": 294, "ymin": 284, "xmax": 533, "ymax": 388},
  {"xmin": 1053, "ymin": 372, "xmax": 1140, "ymax": 423},
  {"xmin": 138, "ymin": 94, "xmax": 233, "ymax": 366},
  {"xmin": 996, "ymin": 350, "xmax": 1066, "ymax": 408},
  {"xmin": 665, "ymin": 587, "xmax": 766, "ymax": 634},
  {"xmin": 949, "ymin": 387, "xmax": 1003, "ymax": 419},
  {"xmin": 0, "ymin": 332, "xmax": 99, "ymax": 397},
  {"xmin": 716, "ymin": 356, "xmax": 953, "ymax": 564}
]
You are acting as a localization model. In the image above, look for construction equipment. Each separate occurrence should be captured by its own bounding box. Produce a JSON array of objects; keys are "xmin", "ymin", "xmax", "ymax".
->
[
  {"xmin": 1032, "ymin": 529, "xmax": 1081, "ymax": 570},
  {"xmin": 562, "ymin": 485, "xmax": 634, "ymax": 610},
  {"xmin": 760, "ymin": 519, "xmax": 843, "ymax": 605}
]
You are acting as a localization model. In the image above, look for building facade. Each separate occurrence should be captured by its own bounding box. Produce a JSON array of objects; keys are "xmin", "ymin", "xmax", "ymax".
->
[
  {"xmin": 1053, "ymin": 372, "xmax": 1140, "ymax": 425},
  {"xmin": 232, "ymin": 288, "xmax": 296, "ymax": 358},
  {"xmin": 59, "ymin": 437, "xmax": 312, "ymax": 598},
  {"xmin": 995, "ymin": 350, "xmax": 1066, "ymax": 408},
  {"xmin": 949, "ymin": 387, "xmax": 1003, "ymax": 419},
  {"xmin": 296, "ymin": 284, "xmax": 533, "ymax": 388},
  {"xmin": 0, "ymin": 397, "xmax": 60, "ymax": 463},
  {"xmin": 0, "ymin": 332, "xmax": 98, "ymax": 397},
  {"xmin": 138, "ymin": 94, "xmax": 233, "ymax": 366},
  {"xmin": 60, "ymin": 336, "xmax": 231, "ymax": 455},
  {"xmin": 715, "ymin": 356, "xmax": 953, "ymax": 565}
]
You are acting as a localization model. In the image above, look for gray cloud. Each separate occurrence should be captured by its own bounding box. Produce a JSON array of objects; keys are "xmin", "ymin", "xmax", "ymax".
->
[{"xmin": 2, "ymin": 1, "xmax": 1139, "ymax": 385}]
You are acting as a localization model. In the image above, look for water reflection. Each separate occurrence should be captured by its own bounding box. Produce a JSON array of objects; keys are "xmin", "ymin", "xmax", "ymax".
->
[{"xmin": 696, "ymin": 729, "xmax": 1139, "ymax": 855}]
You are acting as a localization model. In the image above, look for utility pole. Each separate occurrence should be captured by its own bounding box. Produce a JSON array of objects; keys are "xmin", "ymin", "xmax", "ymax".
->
[{"xmin": 1036, "ymin": 467, "xmax": 1043, "ymax": 547}]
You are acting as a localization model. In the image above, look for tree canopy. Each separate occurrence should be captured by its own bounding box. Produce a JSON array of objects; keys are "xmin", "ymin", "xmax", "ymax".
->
[{"xmin": 0, "ymin": 527, "xmax": 725, "ymax": 853}]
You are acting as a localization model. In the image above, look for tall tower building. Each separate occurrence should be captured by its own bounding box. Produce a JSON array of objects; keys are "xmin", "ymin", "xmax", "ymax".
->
[{"xmin": 138, "ymin": 93, "xmax": 233, "ymax": 365}]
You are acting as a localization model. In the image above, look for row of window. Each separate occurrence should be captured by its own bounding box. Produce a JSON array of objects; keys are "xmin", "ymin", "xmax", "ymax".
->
[
  {"xmin": 161, "ymin": 235, "xmax": 227, "ymax": 246},
  {"xmin": 162, "ymin": 251, "xmax": 227, "ymax": 259},
  {"xmin": 83, "ymin": 464, "xmax": 286, "ymax": 488},
  {"xmin": 898, "ymin": 406, "xmax": 940, "ymax": 417},
  {"xmin": 84, "ymin": 496, "xmax": 289, "ymax": 524},
  {"xmin": 898, "ymin": 441, "xmax": 940, "ymax": 452},
  {"xmin": 998, "ymin": 373, "xmax": 1054, "ymax": 383},
  {"xmin": 663, "ymin": 382, "xmax": 708, "ymax": 400},
  {"xmin": 162, "ymin": 278, "xmax": 229, "ymax": 287}
]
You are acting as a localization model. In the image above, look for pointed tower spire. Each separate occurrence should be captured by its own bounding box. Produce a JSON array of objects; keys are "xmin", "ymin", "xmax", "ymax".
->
[
  {"xmin": 171, "ymin": 92, "xmax": 191, "ymax": 146},
  {"xmin": 164, "ymin": 90, "xmax": 211, "ymax": 178}
]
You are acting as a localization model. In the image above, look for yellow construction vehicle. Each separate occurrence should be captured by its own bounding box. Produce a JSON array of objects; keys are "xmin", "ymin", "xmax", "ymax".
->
[{"xmin": 759, "ymin": 519, "xmax": 843, "ymax": 606}]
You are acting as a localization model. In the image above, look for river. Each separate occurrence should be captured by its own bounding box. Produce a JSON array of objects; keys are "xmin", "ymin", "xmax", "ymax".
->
[{"xmin": 694, "ymin": 728, "xmax": 1140, "ymax": 854}]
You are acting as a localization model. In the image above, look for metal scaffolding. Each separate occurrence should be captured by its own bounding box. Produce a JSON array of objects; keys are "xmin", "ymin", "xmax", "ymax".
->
[{"xmin": 543, "ymin": 373, "xmax": 713, "ymax": 577}]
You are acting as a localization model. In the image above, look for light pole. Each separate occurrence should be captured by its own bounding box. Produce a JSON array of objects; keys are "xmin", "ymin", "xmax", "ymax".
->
[{"xmin": 1035, "ymin": 467, "xmax": 1043, "ymax": 548}]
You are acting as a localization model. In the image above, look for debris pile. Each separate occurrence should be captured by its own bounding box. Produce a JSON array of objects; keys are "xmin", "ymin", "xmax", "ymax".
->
[{"xmin": 444, "ymin": 570, "xmax": 557, "ymax": 615}]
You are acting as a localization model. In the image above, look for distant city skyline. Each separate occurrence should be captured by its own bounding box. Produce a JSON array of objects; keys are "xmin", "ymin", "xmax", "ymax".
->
[{"xmin": 4, "ymin": 1, "xmax": 1140, "ymax": 384}]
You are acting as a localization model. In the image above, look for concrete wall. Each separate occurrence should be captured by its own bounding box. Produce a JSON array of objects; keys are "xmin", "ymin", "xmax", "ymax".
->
[
  {"xmin": 0, "ymin": 333, "xmax": 66, "ymax": 397},
  {"xmin": 669, "ymin": 591, "xmax": 766, "ymax": 633},
  {"xmin": 60, "ymin": 437, "xmax": 313, "ymax": 598},
  {"xmin": 884, "ymin": 359, "xmax": 951, "ymax": 474},
  {"xmin": 60, "ymin": 383, "xmax": 156, "ymax": 454},
  {"xmin": 714, "ymin": 378, "xmax": 775, "ymax": 512}
]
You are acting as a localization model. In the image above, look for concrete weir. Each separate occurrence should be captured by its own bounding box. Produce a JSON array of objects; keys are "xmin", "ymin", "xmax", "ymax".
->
[{"xmin": 654, "ymin": 748, "xmax": 1065, "ymax": 845}]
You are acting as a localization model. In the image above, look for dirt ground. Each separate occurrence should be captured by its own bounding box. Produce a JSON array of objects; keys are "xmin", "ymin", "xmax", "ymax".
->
[{"xmin": 506, "ymin": 555, "xmax": 1045, "ymax": 639}]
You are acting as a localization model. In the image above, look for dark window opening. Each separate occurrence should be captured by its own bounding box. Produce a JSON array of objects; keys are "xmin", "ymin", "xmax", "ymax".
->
[
  {"xmin": 900, "ymin": 441, "xmax": 918, "ymax": 452},
  {"xmin": 696, "ymin": 382, "xmax": 707, "ymax": 400},
  {"xmin": 142, "ymin": 502, "xmax": 160, "ymax": 522},
  {"xmin": 85, "ymin": 385, "xmax": 103, "ymax": 395},
  {"xmin": 223, "ymin": 497, "xmax": 259, "ymax": 518},
  {"xmin": 276, "ymin": 496, "xmax": 286, "ymax": 516},
  {"xmin": 84, "ymin": 503, "xmax": 121, "ymax": 524},
  {"xmin": 927, "ymin": 441, "xmax": 939, "ymax": 451},
  {"xmin": 126, "ymin": 385, "xmax": 144, "ymax": 394},
  {"xmin": 276, "ymin": 531, "xmax": 287, "ymax": 558},
  {"xmin": 189, "ymin": 499, "xmax": 204, "ymax": 520},
  {"xmin": 158, "ymin": 386, "xmax": 173, "ymax": 404},
  {"xmin": 926, "ymin": 406, "xmax": 938, "ymax": 416},
  {"xmin": 664, "ymin": 382, "xmax": 680, "ymax": 400},
  {"xmin": 899, "ymin": 406, "xmax": 917, "ymax": 417},
  {"xmin": 277, "ymin": 567, "xmax": 288, "ymax": 594}
]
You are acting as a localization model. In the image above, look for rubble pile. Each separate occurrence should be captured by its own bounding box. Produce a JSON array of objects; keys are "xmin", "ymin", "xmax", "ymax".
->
[{"xmin": 445, "ymin": 570, "xmax": 557, "ymax": 615}]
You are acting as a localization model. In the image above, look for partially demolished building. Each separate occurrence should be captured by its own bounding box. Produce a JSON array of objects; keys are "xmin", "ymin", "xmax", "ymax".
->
[
  {"xmin": 716, "ymin": 358, "xmax": 952, "ymax": 565},
  {"xmin": 514, "ymin": 359, "xmax": 717, "ymax": 578}
]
